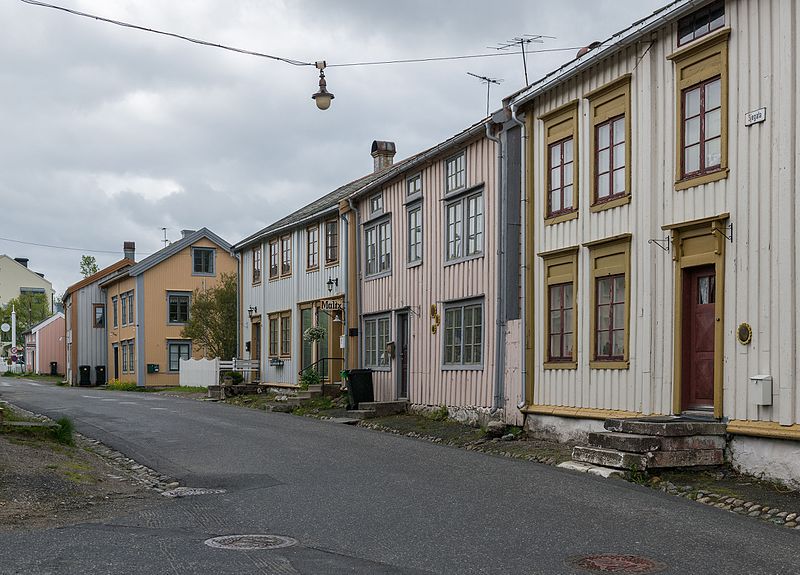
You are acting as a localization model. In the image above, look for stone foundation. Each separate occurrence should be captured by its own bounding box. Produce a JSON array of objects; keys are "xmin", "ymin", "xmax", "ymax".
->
[
  {"xmin": 729, "ymin": 435, "xmax": 800, "ymax": 490},
  {"xmin": 409, "ymin": 404, "xmax": 504, "ymax": 427}
]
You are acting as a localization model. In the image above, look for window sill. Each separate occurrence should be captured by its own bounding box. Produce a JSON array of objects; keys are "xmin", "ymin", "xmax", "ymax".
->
[
  {"xmin": 404, "ymin": 193, "xmax": 423, "ymax": 205},
  {"xmin": 442, "ymin": 364, "xmax": 484, "ymax": 371},
  {"xmin": 544, "ymin": 211, "xmax": 578, "ymax": 226},
  {"xmin": 306, "ymin": 266, "xmax": 319, "ymax": 273},
  {"xmin": 324, "ymin": 260, "xmax": 339, "ymax": 268},
  {"xmin": 192, "ymin": 272, "xmax": 216, "ymax": 277},
  {"xmin": 407, "ymin": 260, "xmax": 423, "ymax": 269},
  {"xmin": 590, "ymin": 194, "xmax": 631, "ymax": 213},
  {"xmin": 674, "ymin": 168, "xmax": 728, "ymax": 191},
  {"xmin": 444, "ymin": 253, "xmax": 483, "ymax": 267},
  {"xmin": 589, "ymin": 360, "xmax": 630, "ymax": 370},
  {"xmin": 543, "ymin": 361, "xmax": 578, "ymax": 370},
  {"xmin": 252, "ymin": 281, "xmax": 262, "ymax": 287},
  {"xmin": 365, "ymin": 271, "xmax": 392, "ymax": 281}
]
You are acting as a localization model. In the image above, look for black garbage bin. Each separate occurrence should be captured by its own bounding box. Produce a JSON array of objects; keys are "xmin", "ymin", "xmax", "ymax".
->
[
  {"xmin": 78, "ymin": 365, "xmax": 91, "ymax": 386},
  {"xmin": 346, "ymin": 368, "xmax": 374, "ymax": 410},
  {"xmin": 95, "ymin": 365, "xmax": 106, "ymax": 386},
  {"xmin": 49, "ymin": 361, "xmax": 58, "ymax": 376}
]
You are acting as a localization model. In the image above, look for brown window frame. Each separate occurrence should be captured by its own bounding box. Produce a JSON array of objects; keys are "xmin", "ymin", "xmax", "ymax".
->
[
  {"xmin": 325, "ymin": 219, "xmax": 339, "ymax": 265},
  {"xmin": 306, "ymin": 225, "xmax": 319, "ymax": 271},
  {"xmin": 268, "ymin": 239, "xmax": 279, "ymax": 279},
  {"xmin": 268, "ymin": 314, "xmax": 279, "ymax": 357},
  {"xmin": 541, "ymin": 248, "xmax": 578, "ymax": 369},
  {"xmin": 252, "ymin": 246, "xmax": 262, "ymax": 284},
  {"xmin": 594, "ymin": 274, "xmax": 626, "ymax": 362},
  {"xmin": 280, "ymin": 235, "xmax": 292, "ymax": 277},
  {"xmin": 93, "ymin": 304, "xmax": 105, "ymax": 329},
  {"xmin": 279, "ymin": 310, "xmax": 291, "ymax": 357},
  {"xmin": 587, "ymin": 235, "xmax": 631, "ymax": 369},
  {"xmin": 681, "ymin": 76, "xmax": 722, "ymax": 179},
  {"xmin": 677, "ymin": 0, "xmax": 724, "ymax": 47},
  {"xmin": 549, "ymin": 283, "xmax": 574, "ymax": 362},
  {"xmin": 547, "ymin": 137, "xmax": 575, "ymax": 218}
]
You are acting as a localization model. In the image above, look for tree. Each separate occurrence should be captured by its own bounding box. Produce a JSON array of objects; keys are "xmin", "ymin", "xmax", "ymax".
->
[
  {"xmin": 80, "ymin": 255, "xmax": 99, "ymax": 278},
  {"xmin": 0, "ymin": 292, "xmax": 51, "ymax": 346},
  {"xmin": 181, "ymin": 273, "xmax": 237, "ymax": 360}
]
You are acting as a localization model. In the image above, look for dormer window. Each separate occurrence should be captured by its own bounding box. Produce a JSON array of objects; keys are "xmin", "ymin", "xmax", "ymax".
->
[{"xmin": 677, "ymin": 0, "xmax": 724, "ymax": 46}]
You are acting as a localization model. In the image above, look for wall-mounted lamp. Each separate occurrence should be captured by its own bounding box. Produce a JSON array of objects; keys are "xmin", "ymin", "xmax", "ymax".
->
[
  {"xmin": 247, "ymin": 305, "xmax": 258, "ymax": 319},
  {"xmin": 312, "ymin": 61, "xmax": 335, "ymax": 111},
  {"xmin": 327, "ymin": 277, "xmax": 339, "ymax": 293}
]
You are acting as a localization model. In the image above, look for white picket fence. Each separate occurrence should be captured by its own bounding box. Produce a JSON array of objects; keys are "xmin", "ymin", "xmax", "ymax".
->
[{"xmin": 178, "ymin": 358, "xmax": 259, "ymax": 387}]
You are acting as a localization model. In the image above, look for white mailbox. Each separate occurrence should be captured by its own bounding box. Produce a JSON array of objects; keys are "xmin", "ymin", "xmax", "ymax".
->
[{"xmin": 750, "ymin": 374, "xmax": 773, "ymax": 406}]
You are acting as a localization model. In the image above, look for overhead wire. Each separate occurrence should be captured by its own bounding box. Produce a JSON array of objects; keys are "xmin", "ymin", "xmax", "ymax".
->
[{"xmin": 0, "ymin": 236, "xmax": 153, "ymax": 257}]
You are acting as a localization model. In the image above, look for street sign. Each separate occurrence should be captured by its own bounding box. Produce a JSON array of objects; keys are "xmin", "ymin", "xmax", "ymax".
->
[
  {"xmin": 11, "ymin": 347, "xmax": 18, "ymax": 354},
  {"xmin": 745, "ymin": 107, "xmax": 766, "ymax": 126}
]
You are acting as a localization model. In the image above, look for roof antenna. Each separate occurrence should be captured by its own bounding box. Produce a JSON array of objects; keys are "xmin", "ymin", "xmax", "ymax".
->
[
  {"xmin": 467, "ymin": 73, "xmax": 504, "ymax": 117},
  {"xmin": 489, "ymin": 34, "xmax": 554, "ymax": 86},
  {"xmin": 161, "ymin": 228, "xmax": 169, "ymax": 248}
]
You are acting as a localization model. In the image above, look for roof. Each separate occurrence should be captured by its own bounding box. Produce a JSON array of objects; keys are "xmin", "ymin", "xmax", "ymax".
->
[
  {"xmin": 233, "ymin": 171, "xmax": 386, "ymax": 251},
  {"xmin": 507, "ymin": 0, "xmax": 696, "ymax": 108},
  {"xmin": 0, "ymin": 255, "xmax": 53, "ymax": 288},
  {"xmin": 65, "ymin": 259, "xmax": 134, "ymax": 297},
  {"xmin": 22, "ymin": 312, "xmax": 64, "ymax": 336},
  {"xmin": 126, "ymin": 227, "xmax": 232, "ymax": 277}
]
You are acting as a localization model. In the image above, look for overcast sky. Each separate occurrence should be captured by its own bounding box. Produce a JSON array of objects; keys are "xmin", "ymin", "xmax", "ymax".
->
[{"xmin": 0, "ymin": 0, "xmax": 666, "ymax": 296}]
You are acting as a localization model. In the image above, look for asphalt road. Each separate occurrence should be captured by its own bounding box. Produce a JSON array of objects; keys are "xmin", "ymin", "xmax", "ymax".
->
[{"xmin": 1, "ymin": 379, "xmax": 798, "ymax": 575}]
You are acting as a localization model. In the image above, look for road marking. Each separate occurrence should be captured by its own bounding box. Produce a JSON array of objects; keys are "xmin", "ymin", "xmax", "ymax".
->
[
  {"xmin": 0, "ymin": 382, "xmax": 10, "ymax": 387},
  {"xmin": 150, "ymin": 407, "xmax": 169, "ymax": 411},
  {"xmin": 100, "ymin": 399, "xmax": 117, "ymax": 402},
  {"xmin": 20, "ymin": 380, "xmax": 41, "ymax": 386},
  {"xmin": 118, "ymin": 401, "xmax": 138, "ymax": 405},
  {"xmin": 81, "ymin": 395, "xmax": 103, "ymax": 399}
]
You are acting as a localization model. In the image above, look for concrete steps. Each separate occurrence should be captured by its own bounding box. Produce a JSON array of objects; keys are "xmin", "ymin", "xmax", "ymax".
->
[
  {"xmin": 346, "ymin": 400, "xmax": 409, "ymax": 420},
  {"xmin": 569, "ymin": 416, "xmax": 727, "ymax": 472}
]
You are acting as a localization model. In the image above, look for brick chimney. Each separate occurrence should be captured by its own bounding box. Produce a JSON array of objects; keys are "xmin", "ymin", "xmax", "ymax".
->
[
  {"xmin": 181, "ymin": 229, "xmax": 196, "ymax": 239},
  {"xmin": 123, "ymin": 241, "xmax": 135, "ymax": 261},
  {"xmin": 371, "ymin": 141, "xmax": 396, "ymax": 173}
]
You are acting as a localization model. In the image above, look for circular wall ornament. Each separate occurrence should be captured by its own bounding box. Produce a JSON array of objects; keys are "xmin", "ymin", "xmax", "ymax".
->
[{"xmin": 737, "ymin": 322, "xmax": 752, "ymax": 345}]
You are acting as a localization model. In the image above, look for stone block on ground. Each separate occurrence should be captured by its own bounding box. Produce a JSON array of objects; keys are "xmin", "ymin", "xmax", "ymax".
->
[
  {"xmin": 485, "ymin": 420, "xmax": 507, "ymax": 438},
  {"xmin": 587, "ymin": 431, "xmax": 662, "ymax": 453},
  {"xmin": 649, "ymin": 449, "xmax": 724, "ymax": 468},
  {"xmin": 604, "ymin": 417, "xmax": 727, "ymax": 437},
  {"xmin": 357, "ymin": 401, "xmax": 408, "ymax": 417},
  {"xmin": 571, "ymin": 446, "xmax": 650, "ymax": 470}
]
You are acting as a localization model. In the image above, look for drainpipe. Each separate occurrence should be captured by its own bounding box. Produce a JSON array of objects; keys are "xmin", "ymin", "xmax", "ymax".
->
[
  {"xmin": 340, "ymin": 209, "xmax": 350, "ymax": 369},
  {"xmin": 485, "ymin": 121, "xmax": 504, "ymax": 413},
  {"xmin": 347, "ymin": 198, "xmax": 362, "ymax": 368},
  {"xmin": 510, "ymin": 101, "xmax": 528, "ymax": 415}
]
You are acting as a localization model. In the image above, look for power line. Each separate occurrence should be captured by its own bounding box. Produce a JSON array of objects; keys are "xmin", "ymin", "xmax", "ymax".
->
[
  {"xmin": 327, "ymin": 46, "xmax": 581, "ymax": 68},
  {"xmin": 0, "ymin": 236, "xmax": 153, "ymax": 257},
  {"xmin": 19, "ymin": 0, "xmax": 313, "ymax": 67}
]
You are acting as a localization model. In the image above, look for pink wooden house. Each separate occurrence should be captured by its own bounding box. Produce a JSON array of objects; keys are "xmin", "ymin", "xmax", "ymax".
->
[{"xmin": 23, "ymin": 313, "xmax": 66, "ymax": 375}]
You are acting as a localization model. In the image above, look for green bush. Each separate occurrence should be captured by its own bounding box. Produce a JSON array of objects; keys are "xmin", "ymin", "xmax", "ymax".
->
[
  {"xmin": 52, "ymin": 417, "xmax": 74, "ymax": 445},
  {"xmin": 106, "ymin": 380, "xmax": 141, "ymax": 392},
  {"xmin": 221, "ymin": 371, "xmax": 244, "ymax": 384},
  {"xmin": 430, "ymin": 404, "xmax": 449, "ymax": 421},
  {"xmin": 299, "ymin": 368, "xmax": 321, "ymax": 390}
]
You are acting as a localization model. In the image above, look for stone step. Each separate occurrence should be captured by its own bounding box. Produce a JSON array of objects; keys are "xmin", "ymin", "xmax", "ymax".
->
[
  {"xmin": 572, "ymin": 446, "xmax": 650, "ymax": 470},
  {"xmin": 604, "ymin": 416, "xmax": 727, "ymax": 437},
  {"xmin": 358, "ymin": 401, "xmax": 408, "ymax": 417},
  {"xmin": 649, "ymin": 449, "xmax": 724, "ymax": 468},
  {"xmin": 557, "ymin": 461, "xmax": 625, "ymax": 479},
  {"xmin": 588, "ymin": 432, "xmax": 662, "ymax": 453},
  {"xmin": 588, "ymin": 432, "xmax": 727, "ymax": 453},
  {"xmin": 345, "ymin": 409, "xmax": 378, "ymax": 420}
]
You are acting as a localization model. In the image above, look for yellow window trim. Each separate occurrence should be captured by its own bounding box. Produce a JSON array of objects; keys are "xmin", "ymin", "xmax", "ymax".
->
[
  {"xmin": 674, "ymin": 168, "xmax": 729, "ymax": 191},
  {"xmin": 541, "ymin": 100, "xmax": 579, "ymax": 220},
  {"xmin": 542, "ymin": 249, "xmax": 578, "ymax": 366},
  {"xmin": 590, "ymin": 194, "xmax": 631, "ymax": 213},
  {"xmin": 543, "ymin": 361, "xmax": 578, "ymax": 370},
  {"xmin": 587, "ymin": 236, "xmax": 632, "ymax": 367},
  {"xmin": 544, "ymin": 211, "xmax": 578, "ymax": 226}
]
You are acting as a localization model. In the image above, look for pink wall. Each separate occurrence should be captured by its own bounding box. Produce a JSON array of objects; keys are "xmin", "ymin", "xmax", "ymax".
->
[{"xmin": 27, "ymin": 315, "xmax": 66, "ymax": 375}]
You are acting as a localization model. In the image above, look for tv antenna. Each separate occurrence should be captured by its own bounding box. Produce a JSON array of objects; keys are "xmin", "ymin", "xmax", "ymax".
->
[
  {"xmin": 489, "ymin": 34, "xmax": 554, "ymax": 85},
  {"xmin": 467, "ymin": 72, "xmax": 504, "ymax": 117},
  {"xmin": 161, "ymin": 228, "xmax": 169, "ymax": 248}
]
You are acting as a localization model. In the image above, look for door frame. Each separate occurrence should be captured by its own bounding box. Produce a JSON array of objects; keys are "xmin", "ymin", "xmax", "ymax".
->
[
  {"xmin": 665, "ymin": 214, "xmax": 728, "ymax": 418},
  {"xmin": 395, "ymin": 311, "xmax": 410, "ymax": 400}
]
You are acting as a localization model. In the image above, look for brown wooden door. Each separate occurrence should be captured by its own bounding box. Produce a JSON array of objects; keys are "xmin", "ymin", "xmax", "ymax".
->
[{"xmin": 681, "ymin": 265, "xmax": 716, "ymax": 411}]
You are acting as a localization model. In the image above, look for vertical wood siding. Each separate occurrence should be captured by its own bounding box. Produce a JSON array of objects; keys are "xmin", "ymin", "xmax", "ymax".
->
[
  {"xmin": 526, "ymin": 0, "xmax": 800, "ymax": 426},
  {"xmin": 360, "ymin": 135, "xmax": 498, "ymax": 408}
]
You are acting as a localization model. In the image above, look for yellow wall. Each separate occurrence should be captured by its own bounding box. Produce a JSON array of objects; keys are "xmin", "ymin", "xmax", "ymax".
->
[{"xmin": 105, "ymin": 275, "xmax": 136, "ymax": 383}]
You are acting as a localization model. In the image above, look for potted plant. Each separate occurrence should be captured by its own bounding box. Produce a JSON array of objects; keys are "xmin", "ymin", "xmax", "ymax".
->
[{"xmin": 303, "ymin": 326, "xmax": 326, "ymax": 343}]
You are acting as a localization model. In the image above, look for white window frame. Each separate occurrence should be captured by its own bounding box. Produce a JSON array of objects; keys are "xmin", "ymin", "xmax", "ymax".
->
[
  {"xmin": 364, "ymin": 315, "xmax": 391, "ymax": 370},
  {"xmin": 365, "ymin": 218, "xmax": 392, "ymax": 277},
  {"xmin": 445, "ymin": 190, "xmax": 483, "ymax": 263},
  {"xmin": 168, "ymin": 340, "xmax": 191, "ymax": 372},
  {"xmin": 369, "ymin": 193, "xmax": 384, "ymax": 216},
  {"xmin": 442, "ymin": 299, "xmax": 484, "ymax": 370},
  {"xmin": 445, "ymin": 152, "xmax": 466, "ymax": 194},
  {"xmin": 406, "ymin": 173, "xmax": 422, "ymax": 199}
]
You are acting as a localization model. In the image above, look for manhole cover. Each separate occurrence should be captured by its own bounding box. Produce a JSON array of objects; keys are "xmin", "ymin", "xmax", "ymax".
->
[
  {"xmin": 161, "ymin": 487, "xmax": 227, "ymax": 498},
  {"xmin": 567, "ymin": 554, "xmax": 666, "ymax": 573},
  {"xmin": 204, "ymin": 535, "xmax": 298, "ymax": 550}
]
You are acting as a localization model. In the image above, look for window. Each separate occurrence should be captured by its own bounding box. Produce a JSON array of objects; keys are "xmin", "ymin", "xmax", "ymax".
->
[
  {"xmin": 306, "ymin": 225, "xmax": 319, "ymax": 270},
  {"xmin": 280, "ymin": 235, "xmax": 292, "ymax": 276},
  {"xmin": 280, "ymin": 310, "xmax": 291, "ymax": 357},
  {"xmin": 121, "ymin": 341, "xmax": 128, "ymax": 372},
  {"xmin": 365, "ymin": 219, "xmax": 391, "ymax": 277},
  {"xmin": 369, "ymin": 193, "xmax": 384, "ymax": 216},
  {"xmin": 540, "ymin": 101, "xmax": 579, "ymax": 223},
  {"xmin": 443, "ymin": 300, "xmax": 483, "ymax": 368},
  {"xmin": 668, "ymin": 26, "xmax": 729, "ymax": 189},
  {"xmin": 122, "ymin": 339, "xmax": 135, "ymax": 373},
  {"xmin": 168, "ymin": 341, "xmax": 191, "ymax": 372},
  {"xmin": 128, "ymin": 291, "xmax": 134, "ymax": 325},
  {"xmin": 407, "ymin": 204, "xmax": 423, "ymax": 264},
  {"xmin": 252, "ymin": 246, "xmax": 262, "ymax": 284},
  {"xmin": 407, "ymin": 173, "xmax": 422, "ymax": 198},
  {"xmin": 682, "ymin": 77, "xmax": 722, "ymax": 177},
  {"xmin": 111, "ymin": 297, "xmax": 118, "ymax": 328},
  {"xmin": 268, "ymin": 315, "xmax": 279, "ymax": 357},
  {"xmin": 120, "ymin": 293, "xmax": 127, "ymax": 325},
  {"xmin": 445, "ymin": 152, "xmax": 466, "ymax": 194},
  {"xmin": 587, "ymin": 76, "xmax": 631, "ymax": 210},
  {"xmin": 325, "ymin": 219, "xmax": 338, "ymax": 264},
  {"xmin": 678, "ymin": 0, "xmax": 724, "ymax": 46},
  {"xmin": 548, "ymin": 138, "xmax": 575, "ymax": 216},
  {"xmin": 269, "ymin": 239, "xmax": 279, "ymax": 279},
  {"xmin": 588, "ymin": 236, "xmax": 630, "ymax": 368},
  {"xmin": 193, "ymin": 247, "xmax": 215, "ymax": 275},
  {"xmin": 128, "ymin": 340, "xmax": 135, "ymax": 373},
  {"xmin": 446, "ymin": 191, "xmax": 483, "ymax": 262},
  {"xmin": 364, "ymin": 315, "xmax": 391, "ymax": 368},
  {"xmin": 542, "ymin": 248, "xmax": 578, "ymax": 367},
  {"xmin": 93, "ymin": 304, "xmax": 105, "ymax": 328},
  {"xmin": 168, "ymin": 292, "xmax": 190, "ymax": 324}
]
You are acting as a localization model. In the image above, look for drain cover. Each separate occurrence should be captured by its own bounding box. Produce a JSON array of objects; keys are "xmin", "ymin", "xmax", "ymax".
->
[
  {"xmin": 567, "ymin": 554, "xmax": 666, "ymax": 573},
  {"xmin": 204, "ymin": 535, "xmax": 299, "ymax": 550},
  {"xmin": 161, "ymin": 487, "xmax": 226, "ymax": 498}
]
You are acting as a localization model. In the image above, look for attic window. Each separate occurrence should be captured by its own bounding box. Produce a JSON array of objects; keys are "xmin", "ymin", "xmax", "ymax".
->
[{"xmin": 677, "ymin": 1, "xmax": 724, "ymax": 46}]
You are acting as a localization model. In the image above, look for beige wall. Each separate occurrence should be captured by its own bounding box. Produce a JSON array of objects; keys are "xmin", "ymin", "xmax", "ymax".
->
[
  {"xmin": 105, "ymin": 275, "xmax": 136, "ymax": 383},
  {"xmin": 0, "ymin": 255, "xmax": 54, "ymax": 310}
]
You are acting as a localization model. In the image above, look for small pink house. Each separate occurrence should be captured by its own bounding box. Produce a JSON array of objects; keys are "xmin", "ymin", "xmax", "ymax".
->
[{"xmin": 23, "ymin": 313, "xmax": 66, "ymax": 375}]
